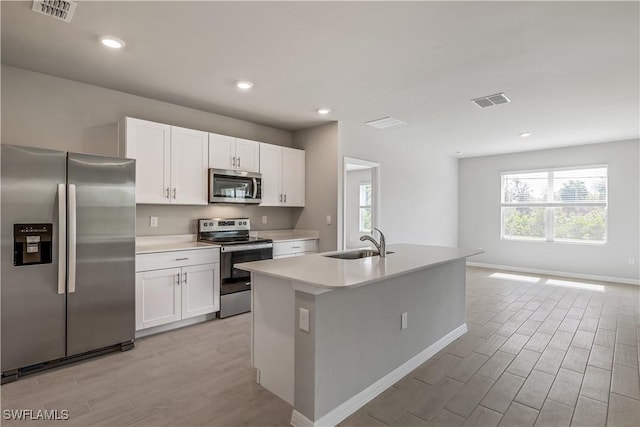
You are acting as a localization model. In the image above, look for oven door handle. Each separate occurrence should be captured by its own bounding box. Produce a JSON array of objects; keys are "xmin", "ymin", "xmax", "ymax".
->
[
  {"xmin": 221, "ymin": 243, "xmax": 273, "ymax": 253},
  {"xmin": 252, "ymin": 178, "xmax": 258, "ymax": 199}
]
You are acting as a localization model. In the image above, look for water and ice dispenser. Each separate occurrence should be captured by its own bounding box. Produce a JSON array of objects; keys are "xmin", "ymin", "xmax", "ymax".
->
[{"xmin": 13, "ymin": 223, "xmax": 53, "ymax": 266}]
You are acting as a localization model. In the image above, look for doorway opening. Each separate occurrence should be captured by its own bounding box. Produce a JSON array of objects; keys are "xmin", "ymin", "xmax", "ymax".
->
[{"xmin": 343, "ymin": 157, "xmax": 380, "ymax": 250}]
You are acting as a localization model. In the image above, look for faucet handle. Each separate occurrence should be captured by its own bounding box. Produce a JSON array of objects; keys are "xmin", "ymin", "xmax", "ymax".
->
[{"xmin": 374, "ymin": 227, "xmax": 385, "ymax": 240}]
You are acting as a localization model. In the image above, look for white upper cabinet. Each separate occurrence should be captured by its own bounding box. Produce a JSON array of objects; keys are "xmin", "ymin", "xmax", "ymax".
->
[
  {"xmin": 121, "ymin": 117, "xmax": 208, "ymax": 205},
  {"xmin": 259, "ymin": 143, "xmax": 305, "ymax": 207},
  {"xmin": 235, "ymin": 138, "xmax": 260, "ymax": 173},
  {"xmin": 282, "ymin": 147, "xmax": 305, "ymax": 206},
  {"xmin": 208, "ymin": 132, "xmax": 260, "ymax": 173},
  {"xmin": 260, "ymin": 143, "xmax": 283, "ymax": 206},
  {"xmin": 170, "ymin": 126, "xmax": 208, "ymax": 205},
  {"xmin": 208, "ymin": 133, "xmax": 235, "ymax": 170},
  {"xmin": 124, "ymin": 118, "xmax": 171, "ymax": 204}
]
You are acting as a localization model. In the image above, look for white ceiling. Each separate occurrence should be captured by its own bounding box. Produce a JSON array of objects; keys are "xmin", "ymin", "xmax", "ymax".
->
[{"xmin": 2, "ymin": 1, "xmax": 638, "ymax": 157}]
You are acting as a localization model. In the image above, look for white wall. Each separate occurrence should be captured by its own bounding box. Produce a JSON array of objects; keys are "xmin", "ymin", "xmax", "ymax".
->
[
  {"xmin": 345, "ymin": 169, "xmax": 372, "ymax": 249},
  {"xmin": 338, "ymin": 120, "xmax": 459, "ymax": 248},
  {"xmin": 292, "ymin": 123, "xmax": 339, "ymax": 252},
  {"xmin": 459, "ymin": 139, "xmax": 640, "ymax": 283},
  {"xmin": 1, "ymin": 65, "xmax": 297, "ymax": 236}
]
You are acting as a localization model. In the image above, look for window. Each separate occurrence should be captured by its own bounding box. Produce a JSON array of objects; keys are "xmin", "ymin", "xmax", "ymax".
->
[
  {"xmin": 501, "ymin": 166, "xmax": 607, "ymax": 243},
  {"xmin": 359, "ymin": 183, "xmax": 372, "ymax": 232}
]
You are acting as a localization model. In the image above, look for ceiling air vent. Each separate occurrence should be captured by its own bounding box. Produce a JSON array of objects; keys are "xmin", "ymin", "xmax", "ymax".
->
[
  {"xmin": 32, "ymin": 0, "xmax": 78, "ymax": 23},
  {"xmin": 365, "ymin": 116, "xmax": 407, "ymax": 130},
  {"xmin": 471, "ymin": 92, "xmax": 511, "ymax": 108}
]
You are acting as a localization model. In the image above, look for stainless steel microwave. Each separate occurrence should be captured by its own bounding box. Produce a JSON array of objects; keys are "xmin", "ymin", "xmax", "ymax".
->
[{"xmin": 209, "ymin": 169, "xmax": 262, "ymax": 204}]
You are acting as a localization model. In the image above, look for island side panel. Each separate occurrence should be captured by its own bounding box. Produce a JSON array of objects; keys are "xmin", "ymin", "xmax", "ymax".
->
[
  {"xmin": 252, "ymin": 273, "xmax": 295, "ymax": 405},
  {"xmin": 294, "ymin": 291, "xmax": 317, "ymax": 421},
  {"xmin": 311, "ymin": 259, "xmax": 466, "ymax": 421}
]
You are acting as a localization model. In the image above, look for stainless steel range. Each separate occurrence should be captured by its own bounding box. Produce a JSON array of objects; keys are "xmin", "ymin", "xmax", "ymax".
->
[{"xmin": 198, "ymin": 219, "xmax": 272, "ymax": 318}]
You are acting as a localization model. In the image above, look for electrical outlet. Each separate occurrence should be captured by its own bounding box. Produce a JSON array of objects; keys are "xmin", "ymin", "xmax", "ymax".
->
[
  {"xmin": 326, "ymin": 215, "xmax": 332, "ymax": 225},
  {"xmin": 299, "ymin": 308, "xmax": 310, "ymax": 332},
  {"xmin": 149, "ymin": 216, "xmax": 158, "ymax": 227},
  {"xmin": 262, "ymin": 215, "xmax": 268, "ymax": 224},
  {"xmin": 629, "ymin": 258, "xmax": 636, "ymax": 265},
  {"xmin": 401, "ymin": 312, "xmax": 408, "ymax": 330}
]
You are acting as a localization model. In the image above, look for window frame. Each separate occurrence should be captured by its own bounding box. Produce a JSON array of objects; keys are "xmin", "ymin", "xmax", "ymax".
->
[
  {"xmin": 500, "ymin": 165, "xmax": 608, "ymax": 245},
  {"xmin": 358, "ymin": 182, "xmax": 372, "ymax": 233}
]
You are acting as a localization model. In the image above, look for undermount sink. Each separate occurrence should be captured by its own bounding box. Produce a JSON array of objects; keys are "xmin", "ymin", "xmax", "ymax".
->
[{"xmin": 323, "ymin": 249, "xmax": 395, "ymax": 260}]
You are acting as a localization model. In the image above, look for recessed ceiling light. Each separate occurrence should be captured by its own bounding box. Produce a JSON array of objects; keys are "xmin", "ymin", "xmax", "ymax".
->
[
  {"xmin": 519, "ymin": 132, "xmax": 532, "ymax": 138},
  {"xmin": 317, "ymin": 108, "xmax": 331, "ymax": 115},
  {"xmin": 236, "ymin": 81, "xmax": 253, "ymax": 90},
  {"xmin": 455, "ymin": 151, "xmax": 463, "ymax": 155},
  {"xmin": 99, "ymin": 36, "xmax": 126, "ymax": 49}
]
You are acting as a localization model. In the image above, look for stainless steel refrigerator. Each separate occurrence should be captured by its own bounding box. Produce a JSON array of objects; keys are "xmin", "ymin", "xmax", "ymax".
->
[{"xmin": 1, "ymin": 144, "xmax": 136, "ymax": 383}]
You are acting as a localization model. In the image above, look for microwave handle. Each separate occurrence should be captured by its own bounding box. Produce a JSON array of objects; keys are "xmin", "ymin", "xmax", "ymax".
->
[{"xmin": 253, "ymin": 178, "xmax": 258, "ymax": 199}]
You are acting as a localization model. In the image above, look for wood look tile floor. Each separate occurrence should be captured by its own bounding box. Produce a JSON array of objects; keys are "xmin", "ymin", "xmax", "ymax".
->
[
  {"xmin": 340, "ymin": 268, "xmax": 640, "ymax": 427},
  {"xmin": 2, "ymin": 267, "xmax": 639, "ymax": 427}
]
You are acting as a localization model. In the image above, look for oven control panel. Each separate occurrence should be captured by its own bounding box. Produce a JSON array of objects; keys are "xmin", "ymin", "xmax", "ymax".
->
[{"xmin": 199, "ymin": 218, "xmax": 250, "ymax": 232}]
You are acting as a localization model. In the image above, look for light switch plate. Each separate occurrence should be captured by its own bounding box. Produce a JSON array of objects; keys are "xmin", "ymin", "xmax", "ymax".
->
[
  {"xmin": 401, "ymin": 312, "xmax": 408, "ymax": 330},
  {"xmin": 262, "ymin": 215, "xmax": 268, "ymax": 224},
  {"xmin": 149, "ymin": 216, "xmax": 158, "ymax": 227},
  {"xmin": 326, "ymin": 215, "xmax": 332, "ymax": 225},
  {"xmin": 299, "ymin": 308, "xmax": 310, "ymax": 332}
]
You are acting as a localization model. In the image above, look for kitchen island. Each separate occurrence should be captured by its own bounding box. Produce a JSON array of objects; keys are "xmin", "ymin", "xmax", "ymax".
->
[{"xmin": 237, "ymin": 244, "xmax": 481, "ymax": 427}]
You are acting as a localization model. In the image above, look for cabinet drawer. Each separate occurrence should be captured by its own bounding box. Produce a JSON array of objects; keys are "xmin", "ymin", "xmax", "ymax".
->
[
  {"xmin": 136, "ymin": 249, "xmax": 220, "ymax": 272},
  {"xmin": 272, "ymin": 239, "xmax": 318, "ymax": 257}
]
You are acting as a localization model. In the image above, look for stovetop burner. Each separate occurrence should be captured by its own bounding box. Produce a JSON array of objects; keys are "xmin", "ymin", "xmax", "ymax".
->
[
  {"xmin": 198, "ymin": 236, "xmax": 272, "ymax": 246},
  {"xmin": 197, "ymin": 218, "xmax": 272, "ymax": 246}
]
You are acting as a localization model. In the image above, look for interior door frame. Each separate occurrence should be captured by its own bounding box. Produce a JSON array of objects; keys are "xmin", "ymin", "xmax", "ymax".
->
[{"xmin": 341, "ymin": 157, "xmax": 381, "ymax": 250}]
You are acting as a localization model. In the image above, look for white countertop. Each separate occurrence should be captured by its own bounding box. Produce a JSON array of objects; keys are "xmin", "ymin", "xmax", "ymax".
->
[
  {"xmin": 135, "ymin": 234, "xmax": 219, "ymax": 254},
  {"xmin": 250, "ymin": 229, "xmax": 319, "ymax": 243},
  {"xmin": 236, "ymin": 244, "xmax": 482, "ymax": 289}
]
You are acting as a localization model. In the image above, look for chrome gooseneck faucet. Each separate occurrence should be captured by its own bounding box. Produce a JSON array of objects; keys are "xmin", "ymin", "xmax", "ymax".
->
[{"xmin": 360, "ymin": 228, "xmax": 386, "ymax": 257}]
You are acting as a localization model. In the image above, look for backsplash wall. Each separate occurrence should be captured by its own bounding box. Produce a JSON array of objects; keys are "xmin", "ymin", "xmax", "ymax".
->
[{"xmin": 136, "ymin": 205, "xmax": 297, "ymax": 236}]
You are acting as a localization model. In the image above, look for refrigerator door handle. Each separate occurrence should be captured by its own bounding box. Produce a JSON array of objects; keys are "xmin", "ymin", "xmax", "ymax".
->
[
  {"xmin": 57, "ymin": 184, "xmax": 67, "ymax": 295},
  {"xmin": 68, "ymin": 184, "xmax": 77, "ymax": 293}
]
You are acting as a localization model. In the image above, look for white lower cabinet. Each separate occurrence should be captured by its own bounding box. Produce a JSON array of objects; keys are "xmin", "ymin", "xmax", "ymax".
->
[
  {"xmin": 272, "ymin": 239, "xmax": 318, "ymax": 259},
  {"xmin": 181, "ymin": 263, "xmax": 219, "ymax": 319},
  {"xmin": 135, "ymin": 249, "xmax": 220, "ymax": 331}
]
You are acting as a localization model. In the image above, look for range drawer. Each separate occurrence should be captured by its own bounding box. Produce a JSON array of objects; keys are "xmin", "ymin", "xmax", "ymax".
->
[
  {"xmin": 136, "ymin": 248, "xmax": 220, "ymax": 272},
  {"xmin": 272, "ymin": 239, "xmax": 318, "ymax": 257}
]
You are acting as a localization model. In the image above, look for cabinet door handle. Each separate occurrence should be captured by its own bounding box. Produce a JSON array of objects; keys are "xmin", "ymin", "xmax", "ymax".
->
[
  {"xmin": 172, "ymin": 188, "xmax": 177, "ymax": 199},
  {"xmin": 237, "ymin": 157, "xmax": 241, "ymax": 168},
  {"xmin": 284, "ymin": 194, "xmax": 287, "ymax": 203},
  {"xmin": 175, "ymin": 257, "xmax": 189, "ymax": 261},
  {"xmin": 166, "ymin": 187, "xmax": 170, "ymax": 198},
  {"xmin": 232, "ymin": 156, "xmax": 236, "ymax": 167},
  {"xmin": 176, "ymin": 273, "xmax": 181, "ymax": 286},
  {"xmin": 292, "ymin": 246, "xmax": 301, "ymax": 249},
  {"xmin": 279, "ymin": 194, "xmax": 282, "ymax": 202},
  {"xmin": 184, "ymin": 272, "xmax": 188, "ymax": 284}
]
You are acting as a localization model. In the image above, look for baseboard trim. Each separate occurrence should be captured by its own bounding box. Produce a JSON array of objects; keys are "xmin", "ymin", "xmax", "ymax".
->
[
  {"xmin": 135, "ymin": 313, "xmax": 217, "ymax": 338},
  {"xmin": 466, "ymin": 262, "xmax": 640, "ymax": 286},
  {"xmin": 290, "ymin": 410, "xmax": 314, "ymax": 427},
  {"xmin": 290, "ymin": 323, "xmax": 468, "ymax": 427}
]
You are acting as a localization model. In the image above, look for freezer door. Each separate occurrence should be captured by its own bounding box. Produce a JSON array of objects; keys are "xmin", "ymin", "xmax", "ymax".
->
[
  {"xmin": 66, "ymin": 153, "xmax": 136, "ymax": 355},
  {"xmin": 1, "ymin": 144, "xmax": 67, "ymax": 372}
]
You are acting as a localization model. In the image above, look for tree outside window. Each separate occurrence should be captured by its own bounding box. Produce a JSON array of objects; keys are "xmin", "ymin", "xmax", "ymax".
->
[{"xmin": 359, "ymin": 183, "xmax": 372, "ymax": 233}]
